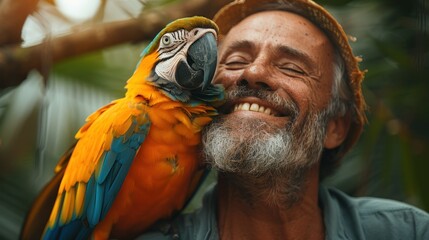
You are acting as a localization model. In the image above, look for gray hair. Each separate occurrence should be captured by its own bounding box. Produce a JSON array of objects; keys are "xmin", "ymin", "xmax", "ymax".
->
[{"xmin": 326, "ymin": 48, "xmax": 352, "ymax": 118}]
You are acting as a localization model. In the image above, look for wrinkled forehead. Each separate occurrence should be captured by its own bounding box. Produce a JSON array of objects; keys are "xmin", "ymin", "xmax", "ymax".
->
[{"xmin": 219, "ymin": 11, "xmax": 334, "ymax": 57}]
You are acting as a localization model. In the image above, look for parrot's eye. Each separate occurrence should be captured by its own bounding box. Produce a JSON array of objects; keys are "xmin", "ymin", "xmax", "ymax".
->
[{"xmin": 161, "ymin": 35, "xmax": 173, "ymax": 46}]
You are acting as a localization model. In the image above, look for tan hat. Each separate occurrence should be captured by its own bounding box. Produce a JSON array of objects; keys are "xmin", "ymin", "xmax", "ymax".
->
[{"xmin": 213, "ymin": 0, "xmax": 367, "ymax": 160}]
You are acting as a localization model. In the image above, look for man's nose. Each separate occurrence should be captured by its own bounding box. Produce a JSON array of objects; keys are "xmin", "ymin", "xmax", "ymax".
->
[{"xmin": 237, "ymin": 61, "xmax": 275, "ymax": 91}]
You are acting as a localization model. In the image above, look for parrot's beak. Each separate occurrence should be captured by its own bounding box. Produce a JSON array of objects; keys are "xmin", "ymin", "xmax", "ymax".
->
[{"xmin": 176, "ymin": 31, "xmax": 217, "ymax": 90}]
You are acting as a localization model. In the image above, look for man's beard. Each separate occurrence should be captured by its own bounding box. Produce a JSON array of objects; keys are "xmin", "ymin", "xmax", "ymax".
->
[{"xmin": 202, "ymin": 86, "xmax": 330, "ymax": 206}]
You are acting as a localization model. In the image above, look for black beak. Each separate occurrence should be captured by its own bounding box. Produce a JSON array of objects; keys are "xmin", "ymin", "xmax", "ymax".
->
[{"xmin": 175, "ymin": 32, "xmax": 217, "ymax": 90}]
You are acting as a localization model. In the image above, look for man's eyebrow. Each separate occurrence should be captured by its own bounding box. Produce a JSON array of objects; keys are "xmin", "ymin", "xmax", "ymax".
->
[
  {"xmin": 222, "ymin": 40, "xmax": 254, "ymax": 53},
  {"xmin": 276, "ymin": 45, "xmax": 316, "ymax": 68}
]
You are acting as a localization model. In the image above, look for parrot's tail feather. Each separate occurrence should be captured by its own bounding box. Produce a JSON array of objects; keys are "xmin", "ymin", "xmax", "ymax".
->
[
  {"xmin": 43, "ymin": 220, "xmax": 92, "ymax": 240},
  {"xmin": 86, "ymin": 176, "xmax": 103, "ymax": 227}
]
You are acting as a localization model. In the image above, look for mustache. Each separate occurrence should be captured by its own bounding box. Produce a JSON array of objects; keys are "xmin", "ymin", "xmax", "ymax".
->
[{"xmin": 224, "ymin": 85, "xmax": 299, "ymax": 120}]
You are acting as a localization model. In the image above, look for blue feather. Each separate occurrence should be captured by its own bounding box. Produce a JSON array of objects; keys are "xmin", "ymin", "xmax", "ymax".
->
[
  {"xmin": 83, "ymin": 176, "xmax": 95, "ymax": 220},
  {"xmin": 75, "ymin": 226, "xmax": 92, "ymax": 240},
  {"xmin": 111, "ymin": 136, "xmax": 128, "ymax": 152},
  {"xmin": 89, "ymin": 119, "xmax": 149, "ymax": 225},
  {"xmin": 109, "ymin": 163, "xmax": 121, "ymax": 186},
  {"xmin": 129, "ymin": 132, "xmax": 145, "ymax": 149},
  {"xmin": 44, "ymin": 116, "xmax": 151, "ymax": 239},
  {"xmin": 97, "ymin": 151, "xmax": 117, "ymax": 184},
  {"xmin": 57, "ymin": 220, "xmax": 81, "ymax": 240},
  {"xmin": 87, "ymin": 183, "xmax": 105, "ymax": 226},
  {"xmin": 124, "ymin": 119, "xmax": 137, "ymax": 140},
  {"xmin": 43, "ymin": 227, "xmax": 59, "ymax": 240}
]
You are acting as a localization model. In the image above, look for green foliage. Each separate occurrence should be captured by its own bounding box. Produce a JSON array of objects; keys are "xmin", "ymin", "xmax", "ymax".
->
[
  {"xmin": 321, "ymin": 0, "xmax": 429, "ymax": 210},
  {"xmin": 53, "ymin": 44, "xmax": 146, "ymax": 94}
]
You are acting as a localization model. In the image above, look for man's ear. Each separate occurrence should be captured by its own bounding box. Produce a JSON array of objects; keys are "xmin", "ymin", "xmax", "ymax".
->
[{"xmin": 324, "ymin": 113, "xmax": 351, "ymax": 149}]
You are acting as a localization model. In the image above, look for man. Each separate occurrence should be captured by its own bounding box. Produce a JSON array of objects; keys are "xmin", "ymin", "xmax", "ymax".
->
[{"xmin": 140, "ymin": 0, "xmax": 429, "ymax": 239}]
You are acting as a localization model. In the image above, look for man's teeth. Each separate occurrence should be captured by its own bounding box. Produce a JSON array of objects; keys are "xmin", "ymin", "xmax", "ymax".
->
[{"xmin": 233, "ymin": 103, "xmax": 274, "ymax": 115}]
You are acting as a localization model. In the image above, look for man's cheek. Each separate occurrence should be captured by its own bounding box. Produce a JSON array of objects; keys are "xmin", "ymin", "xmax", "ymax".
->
[{"xmin": 213, "ymin": 68, "xmax": 242, "ymax": 86}]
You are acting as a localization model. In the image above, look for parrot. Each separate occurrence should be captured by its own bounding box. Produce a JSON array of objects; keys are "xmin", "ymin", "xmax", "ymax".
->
[{"xmin": 20, "ymin": 16, "xmax": 224, "ymax": 240}]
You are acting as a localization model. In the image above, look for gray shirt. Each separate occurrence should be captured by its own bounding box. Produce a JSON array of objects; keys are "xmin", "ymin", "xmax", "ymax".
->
[{"xmin": 138, "ymin": 185, "xmax": 429, "ymax": 239}]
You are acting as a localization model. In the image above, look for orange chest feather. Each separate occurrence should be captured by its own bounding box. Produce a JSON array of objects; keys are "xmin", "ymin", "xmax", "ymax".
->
[
  {"xmin": 129, "ymin": 105, "xmax": 204, "ymax": 190},
  {"xmin": 100, "ymin": 104, "xmax": 208, "ymax": 237}
]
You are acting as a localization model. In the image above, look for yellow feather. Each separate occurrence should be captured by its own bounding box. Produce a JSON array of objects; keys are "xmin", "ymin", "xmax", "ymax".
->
[
  {"xmin": 113, "ymin": 117, "xmax": 132, "ymax": 136},
  {"xmin": 47, "ymin": 195, "xmax": 62, "ymax": 227},
  {"xmin": 111, "ymin": 104, "xmax": 131, "ymax": 127},
  {"xmin": 75, "ymin": 182, "xmax": 86, "ymax": 216},
  {"xmin": 126, "ymin": 52, "xmax": 158, "ymax": 87},
  {"xmin": 103, "ymin": 132, "xmax": 113, "ymax": 151},
  {"xmin": 75, "ymin": 102, "xmax": 115, "ymax": 139},
  {"xmin": 59, "ymin": 167, "xmax": 69, "ymax": 192},
  {"xmin": 60, "ymin": 189, "xmax": 73, "ymax": 224},
  {"xmin": 68, "ymin": 188, "xmax": 76, "ymax": 221}
]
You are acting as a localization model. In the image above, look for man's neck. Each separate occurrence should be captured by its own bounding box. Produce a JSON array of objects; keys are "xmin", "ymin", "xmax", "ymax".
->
[{"xmin": 217, "ymin": 167, "xmax": 324, "ymax": 240}]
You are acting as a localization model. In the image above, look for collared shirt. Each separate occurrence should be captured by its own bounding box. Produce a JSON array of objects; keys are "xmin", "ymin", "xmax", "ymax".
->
[{"xmin": 137, "ymin": 185, "xmax": 429, "ymax": 240}]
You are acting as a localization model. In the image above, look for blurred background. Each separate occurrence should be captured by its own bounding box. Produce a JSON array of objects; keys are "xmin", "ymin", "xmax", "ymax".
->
[{"xmin": 0, "ymin": 0, "xmax": 427, "ymax": 239}]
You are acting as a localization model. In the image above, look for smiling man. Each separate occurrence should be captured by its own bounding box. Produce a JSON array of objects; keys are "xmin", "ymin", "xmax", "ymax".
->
[
  {"xmin": 139, "ymin": 0, "xmax": 429, "ymax": 239},
  {"xmin": 203, "ymin": 9, "xmax": 342, "ymax": 239}
]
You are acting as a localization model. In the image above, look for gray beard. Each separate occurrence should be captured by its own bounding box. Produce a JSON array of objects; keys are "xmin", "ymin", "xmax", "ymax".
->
[{"xmin": 202, "ymin": 87, "xmax": 330, "ymax": 207}]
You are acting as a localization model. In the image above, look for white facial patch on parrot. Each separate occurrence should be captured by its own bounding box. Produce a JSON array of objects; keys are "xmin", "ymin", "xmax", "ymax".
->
[
  {"xmin": 155, "ymin": 51, "xmax": 186, "ymax": 82},
  {"xmin": 155, "ymin": 30, "xmax": 189, "ymax": 82},
  {"xmin": 154, "ymin": 28, "xmax": 217, "ymax": 84}
]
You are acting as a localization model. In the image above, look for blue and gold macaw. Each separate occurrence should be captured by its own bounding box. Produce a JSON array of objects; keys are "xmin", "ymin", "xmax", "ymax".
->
[{"xmin": 20, "ymin": 16, "xmax": 223, "ymax": 240}]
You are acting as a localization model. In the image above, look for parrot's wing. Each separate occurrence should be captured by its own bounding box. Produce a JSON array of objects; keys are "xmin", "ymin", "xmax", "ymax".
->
[{"xmin": 42, "ymin": 99, "xmax": 151, "ymax": 239}]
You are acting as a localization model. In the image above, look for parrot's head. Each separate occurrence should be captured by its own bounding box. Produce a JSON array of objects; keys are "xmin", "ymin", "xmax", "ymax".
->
[{"xmin": 130, "ymin": 16, "xmax": 223, "ymax": 103}]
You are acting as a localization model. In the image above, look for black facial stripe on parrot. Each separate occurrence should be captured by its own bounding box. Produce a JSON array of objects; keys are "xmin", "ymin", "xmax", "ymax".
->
[
  {"xmin": 158, "ymin": 42, "xmax": 183, "ymax": 56},
  {"xmin": 173, "ymin": 31, "xmax": 182, "ymax": 42},
  {"xmin": 174, "ymin": 29, "xmax": 187, "ymax": 41},
  {"xmin": 158, "ymin": 41, "xmax": 187, "ymax": 62}
]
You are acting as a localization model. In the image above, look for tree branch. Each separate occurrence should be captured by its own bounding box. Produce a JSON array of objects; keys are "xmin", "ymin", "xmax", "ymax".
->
[
  {"xmin": 0, "ymin": 0, "xmax": 39, "ymax": 45},
  {"xmin": 0, "ymin": 0, "xmax": 231, "ymax": 89}
]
